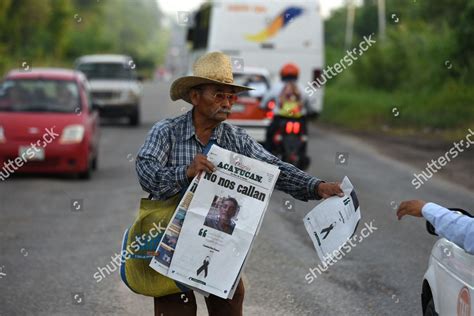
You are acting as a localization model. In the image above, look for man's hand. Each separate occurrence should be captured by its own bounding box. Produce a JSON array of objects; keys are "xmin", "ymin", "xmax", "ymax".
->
[
  {"xmin": 396, "ymin": 200, "xmax": 427, "ymax": 220},
  {"xmin": 317, "ymin": 182, "xmax": 344, "ymax": 199},
  {"xmin": 186, "ymin": 154, "xmax": 216, "ymax": 179}
]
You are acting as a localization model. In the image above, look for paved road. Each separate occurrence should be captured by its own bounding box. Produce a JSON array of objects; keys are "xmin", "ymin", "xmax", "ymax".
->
[{"xmin": 0, "ymin": 82, "xmax": 472, "ymax": 315}]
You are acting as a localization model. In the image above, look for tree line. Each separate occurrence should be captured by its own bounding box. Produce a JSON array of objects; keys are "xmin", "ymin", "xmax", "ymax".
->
[
  {"xmin": 0, "ymin": 0, "xmax": 168, "ymax": 77},
  {"xmin": 322, "ymin": 0, "xmax": 474, "ymax": 132}
]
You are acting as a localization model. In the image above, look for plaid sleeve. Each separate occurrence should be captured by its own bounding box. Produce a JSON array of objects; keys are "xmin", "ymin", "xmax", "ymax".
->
[
  {"xmin": 242, "ymin": 133, "xmax": 323, "ymax": 201},
  {"xmin": 135, "ymin": 121, "xmax": 190, "ymax": 200}
]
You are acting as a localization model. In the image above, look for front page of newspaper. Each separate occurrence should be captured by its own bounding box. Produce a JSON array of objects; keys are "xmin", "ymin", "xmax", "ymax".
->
[{"xmin": 167, "ymin": 145, "xmax": 280, "ymax": 299}]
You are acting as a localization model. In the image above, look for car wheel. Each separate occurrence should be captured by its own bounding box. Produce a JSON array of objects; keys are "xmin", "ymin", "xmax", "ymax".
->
[
  {"xmin": 92, "ymin": 154, "xmax": 98, "ymax": 171},
  {"xmin": 78, "ymin": 160, "xmax": 93, "ymax": 180},
  {"xmin": 424, "ymin": 299, "xmax": 438, "ymax": 316},
  {"xmin": 129, "ymin": 106, "xmax": 140, "ymax": 126}
]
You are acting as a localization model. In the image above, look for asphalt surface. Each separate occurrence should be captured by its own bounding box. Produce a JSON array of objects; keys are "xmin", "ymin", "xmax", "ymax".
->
[{"xmin": 0, "ymin": 81, "xmax": 472, "ymax": 316}]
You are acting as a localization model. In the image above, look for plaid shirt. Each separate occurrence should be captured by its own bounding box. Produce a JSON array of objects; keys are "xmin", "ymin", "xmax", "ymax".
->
[{"xmin": 136, "ymin": 110, "xmax": 322, "ymax": 201}]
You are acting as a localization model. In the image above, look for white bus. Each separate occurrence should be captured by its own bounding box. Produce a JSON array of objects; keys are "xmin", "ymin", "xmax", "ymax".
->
[{"xmin": 186, "ymin": 0, "xmax": 325, "ymax": 115}]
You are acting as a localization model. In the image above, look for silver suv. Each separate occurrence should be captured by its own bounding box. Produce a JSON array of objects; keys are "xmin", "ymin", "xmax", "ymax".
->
[{"xmin": 75, "ymin": 54, "xmax": 142, "ymax": 126}]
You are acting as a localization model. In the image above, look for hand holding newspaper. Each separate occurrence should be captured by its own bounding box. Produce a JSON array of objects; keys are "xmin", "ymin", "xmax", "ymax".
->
[
  {"xmin": 150, "ymin": 145, "xmax": 280, "ymax": 299},
  {"xmin": 303, "ymin": 176, "xmax": 361, "ymax": 262}
]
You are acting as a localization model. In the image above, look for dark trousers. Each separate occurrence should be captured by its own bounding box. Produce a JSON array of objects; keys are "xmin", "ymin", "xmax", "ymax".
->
[{"xmin": 154, "ymin": 279, "xmax": 245, "ymax": 316}]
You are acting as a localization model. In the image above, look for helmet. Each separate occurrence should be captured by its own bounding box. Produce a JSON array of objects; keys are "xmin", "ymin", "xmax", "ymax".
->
[{"xmin": 280, "ymin": 63, "xmax": 300, "ymax": 78}]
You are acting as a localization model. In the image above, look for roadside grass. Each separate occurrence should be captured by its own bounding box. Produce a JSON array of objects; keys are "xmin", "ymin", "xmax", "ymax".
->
[{"xmin": 319, "ymin": 79, "xmax": 474, "ymax": 141}]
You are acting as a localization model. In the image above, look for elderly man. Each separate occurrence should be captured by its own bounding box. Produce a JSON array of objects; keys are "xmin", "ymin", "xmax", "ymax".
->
[{"xmin": 136, "ymin": 52, "xmax": 343, "ymax": 316}]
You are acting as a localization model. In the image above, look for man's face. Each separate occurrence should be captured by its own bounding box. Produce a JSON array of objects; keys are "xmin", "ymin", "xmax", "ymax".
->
[
  {"xmin": 193, "ymin": 84, "xmax": 237, "ymax": 123},
  {"xmin": 218, "ymin": 200, "xmax": 237, "ymax": 222}
]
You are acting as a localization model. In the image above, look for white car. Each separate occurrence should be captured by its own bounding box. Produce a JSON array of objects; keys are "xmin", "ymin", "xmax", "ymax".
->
[
  {"xmin": 75, "ymin": 54, "xmax": 142, "ymax": 126},
  {"xmin": 422, "ymin": 208, "xmax": 473, "ymax": 316},
  {"xmin": 227, "ymin": 66, "xmax": 272, "ymax": 143}
]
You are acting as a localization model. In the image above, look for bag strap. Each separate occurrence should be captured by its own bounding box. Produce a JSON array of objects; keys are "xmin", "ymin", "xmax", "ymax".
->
[{"xmin": 147, "ymin": 140, "xmax": 218, "ymax": 200}]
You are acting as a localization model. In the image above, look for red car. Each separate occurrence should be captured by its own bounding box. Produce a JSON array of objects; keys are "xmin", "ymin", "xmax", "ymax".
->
[{"xmin": 0, "ymin": 68, "xmax": 100, "ymax": 179}]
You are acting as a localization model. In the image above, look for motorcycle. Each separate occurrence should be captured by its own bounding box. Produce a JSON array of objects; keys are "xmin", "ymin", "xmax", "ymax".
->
[{"xmin": 267, "ymin": 116, "xmax": 311, "ymax": 170}]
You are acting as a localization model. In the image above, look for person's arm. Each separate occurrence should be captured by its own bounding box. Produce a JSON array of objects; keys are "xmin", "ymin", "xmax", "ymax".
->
[
  {"xmin": 242, "ymin": 133, "xmax": 341, "ymax": 201},
  {"xmin": 422, "ymin": 202, "xmax": 474, "ymax": 254},
  {"xmin": 135, "ymin": 121, "xmax": 190, "ymax": 200},
  {"xmin": 397, "ymin": 200, "xmax": 474, "ymax": 254},
  {"xmin": 298, "ymin": 83, "xmax": 312, "ymax": 114}
]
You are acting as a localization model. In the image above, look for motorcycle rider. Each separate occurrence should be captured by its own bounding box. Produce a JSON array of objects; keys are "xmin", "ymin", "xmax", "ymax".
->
[{"xmin": 261, "ymin": 63, "xmax": 312, "ymax": 159}]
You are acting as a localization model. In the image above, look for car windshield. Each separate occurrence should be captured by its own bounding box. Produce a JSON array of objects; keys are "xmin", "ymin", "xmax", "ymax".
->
[
  {"xmin": 0, "ymin": 79, "xmax": 80, "ymax": 113},
  {"xmin": 233, "ymin": 73, "xmax": 270, "ymax": 98},
  {"xmin": 77, "ymin": 62, "xmax": 135, "ymax": 80}
]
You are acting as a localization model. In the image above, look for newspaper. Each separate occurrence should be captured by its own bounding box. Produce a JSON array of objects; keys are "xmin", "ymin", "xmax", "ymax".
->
[
  {"xmin": 303, "ymin": 176, "xmax": 361, "ymax": 262},
  {"xmin": 149, "ymin": 175, "xmax": 201, "ymax": 276},
  {"xmin": 164, "ymin": 145, "xmax": 280, "ymax": 299}
]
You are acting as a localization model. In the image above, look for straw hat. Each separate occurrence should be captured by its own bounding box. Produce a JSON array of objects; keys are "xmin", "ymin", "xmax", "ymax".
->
[{"xmin": 170, "ymin": 52, "xmax": 252, "ymax": 104}]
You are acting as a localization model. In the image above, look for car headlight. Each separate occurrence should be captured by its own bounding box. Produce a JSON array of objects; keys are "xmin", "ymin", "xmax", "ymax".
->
[
  {"xmin": 123, "ymin": 90, "xmax": 137, "ymax": 101},
  {"xmin": 0, "ymin": 126, "xmax": 5, "ymax": 143},
  {"xmin": 60, "ymin": 125, "xmax": 85, "ymax": 144}
]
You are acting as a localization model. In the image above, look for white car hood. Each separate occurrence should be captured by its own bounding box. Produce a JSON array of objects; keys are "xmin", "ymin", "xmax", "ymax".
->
[{"xmin": 88, "ymin": 80, "xmax": 141, "ymax": 94}]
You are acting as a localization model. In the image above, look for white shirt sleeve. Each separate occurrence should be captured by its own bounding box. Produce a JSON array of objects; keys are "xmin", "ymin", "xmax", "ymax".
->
[{"xmin": 422, "ymin": 202, "xmax": 474, "ymax": 254}]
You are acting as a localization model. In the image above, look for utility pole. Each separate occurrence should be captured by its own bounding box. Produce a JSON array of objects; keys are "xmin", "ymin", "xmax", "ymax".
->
[
  {"xmin": 344, "ymin": 0, "xmax": 356, "ymax": 51},
  {"xmin": 377, "ymin": 0, "xmax": 386, "ymax": 41}
]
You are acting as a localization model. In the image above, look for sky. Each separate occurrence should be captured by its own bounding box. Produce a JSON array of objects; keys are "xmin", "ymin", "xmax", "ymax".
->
[{"xmin": 157, "ymin": 0, "xmax": 346, "ymax": 18}]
